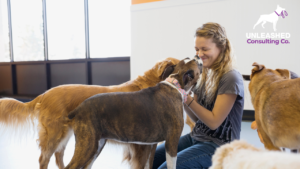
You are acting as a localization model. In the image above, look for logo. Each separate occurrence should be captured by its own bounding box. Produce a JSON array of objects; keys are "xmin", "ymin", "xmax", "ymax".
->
[
  {"xmin": 246, "ymin": 5, "xmax": 290, "ymax": 45},
  {"xmin": 253, "ymin": 5, "xmax": 287, "ymax": 32}
]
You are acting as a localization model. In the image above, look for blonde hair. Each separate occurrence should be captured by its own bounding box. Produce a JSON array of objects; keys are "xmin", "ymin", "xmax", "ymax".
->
[{"xmin": 195, "ymin": 22, "xmax": 234, "ymax": 107}]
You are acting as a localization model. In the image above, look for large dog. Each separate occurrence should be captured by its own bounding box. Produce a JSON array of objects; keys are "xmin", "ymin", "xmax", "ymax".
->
[
  {"xmin": 64, "ymin": 58, "xmax": 201, "ymax": 169},
  {"xmin": 0, "ymin": 57, "xmax": 198, "ymax": 169},
  {"xmin": 248, "ymin": 62, "xmax": 300, "ymax": 151},
  {"xmin": 209, "ymin": 140, "xmax": 300, "ymax": 169}
]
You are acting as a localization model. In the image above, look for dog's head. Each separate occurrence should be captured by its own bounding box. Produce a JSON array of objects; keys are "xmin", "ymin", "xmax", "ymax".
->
[
  {"xmin": 210, "ymin": 140, "xmax": 262, "ymax": 169},
  {"xmin": 141, "ymin": 57, "xmax": 180, "ymax": 88},
  {"xmin": 165, "ymin": 57, "xmax": 201, "ymax": 91}
]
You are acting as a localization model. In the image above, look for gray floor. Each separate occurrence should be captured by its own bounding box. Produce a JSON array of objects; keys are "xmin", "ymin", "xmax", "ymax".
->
[{"xmin": 0, "ymin": 122, "xmax": 263, "ymax": 169}]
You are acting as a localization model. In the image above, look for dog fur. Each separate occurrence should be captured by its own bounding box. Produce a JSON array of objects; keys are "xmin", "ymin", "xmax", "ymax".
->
[
  {"xmin": 0, "ymin": 57, "xmax": 197, "ymax": 169},
  {"xmin": 209, "ymin": 140, "xmax": 300, "ymax": 169},
  {"xmin": 248, "ymin": 62, "xmax": 300, "ymax": 151}
]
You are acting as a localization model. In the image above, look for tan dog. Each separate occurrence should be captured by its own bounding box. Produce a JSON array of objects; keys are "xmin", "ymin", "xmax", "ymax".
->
[
  {"xmin": 0, "ymin": 57, "xmax": 196, "ymax": 169},
  {"xmin": 209, "ymin": 140, "xmax": 300, "ymax": 169},
  {"xmin": 248, "ymin": 62, "xmax": 300, "ymax": 151}
]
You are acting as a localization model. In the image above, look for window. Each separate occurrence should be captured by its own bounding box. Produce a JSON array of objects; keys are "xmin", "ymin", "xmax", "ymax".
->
[
  {"xmin": 10, "ymin": 0, "xmax": 44, "ymax": 61},
  {"xmin": 89, "ymin": 0, "xmax": 131, "ymax": 58},
  {"xmin": 0, "ymin": 0, "xmax": 10, "ymax": 62},
  {"xmin": 1, "ymin": 0, "xmax": 131, "ymax": 62},
  {"xmin": 47, "ymin": 0, "xmax": 85, "ymax": 60}
]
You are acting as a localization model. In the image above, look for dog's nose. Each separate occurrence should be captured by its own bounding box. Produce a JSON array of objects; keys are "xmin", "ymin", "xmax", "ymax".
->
[{"xmin": 194, "ymin": 55, "xmax": 200, "ymax": 60}]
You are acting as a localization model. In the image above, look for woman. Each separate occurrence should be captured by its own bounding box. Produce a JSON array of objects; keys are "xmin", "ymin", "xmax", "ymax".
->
[{"xmin": 153, "ymin": 22, "xmax": 244, "ymax": 169}]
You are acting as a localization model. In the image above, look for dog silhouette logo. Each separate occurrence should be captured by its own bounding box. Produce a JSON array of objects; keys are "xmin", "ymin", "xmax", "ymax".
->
[{"xmin": 253, "ymin": 5, "xmax": 288, "ymax": 32}]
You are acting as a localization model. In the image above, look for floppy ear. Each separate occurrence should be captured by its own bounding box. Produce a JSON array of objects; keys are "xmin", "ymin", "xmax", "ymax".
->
[
  {"xmin": 276, "ymin": 69, "xmax": 290, "ymax": 79},
  {"xmin": 155, "ymin": 58, "xmax": 180, "ymax": 78},
  {"xmin": 161, "ymin": 65, "xmax": 176, "ymax": 80}
]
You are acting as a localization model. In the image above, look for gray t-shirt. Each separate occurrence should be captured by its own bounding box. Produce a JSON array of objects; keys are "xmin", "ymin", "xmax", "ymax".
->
[{"xmin": 191, "ymin": 69, "xmax": 244, "ymax": 146}]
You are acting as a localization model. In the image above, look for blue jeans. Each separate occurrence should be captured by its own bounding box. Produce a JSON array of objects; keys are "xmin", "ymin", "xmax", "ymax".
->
[{"xmin": 152, "ymin": 134, "xmax": 219, "ymax": 169}]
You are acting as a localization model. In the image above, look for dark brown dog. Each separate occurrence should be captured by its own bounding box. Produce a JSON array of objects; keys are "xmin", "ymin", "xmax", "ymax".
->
[{"xmin": 65, "ymin": 58, "xmax": 201, "ymax": 169}]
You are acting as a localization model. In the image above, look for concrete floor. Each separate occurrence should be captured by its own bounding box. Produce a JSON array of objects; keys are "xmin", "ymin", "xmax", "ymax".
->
[{"xmin": 0, "ymin": 122, "xmax": 263, "ymax": 169}]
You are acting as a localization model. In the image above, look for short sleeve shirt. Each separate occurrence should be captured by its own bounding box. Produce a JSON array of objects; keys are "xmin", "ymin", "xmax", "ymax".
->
[{"xmin": 191, "ymin": 69, "xmax": 244, "ymax": 146}]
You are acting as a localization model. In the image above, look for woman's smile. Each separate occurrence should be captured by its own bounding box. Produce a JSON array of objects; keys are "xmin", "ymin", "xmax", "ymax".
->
[{"xmin": 194, "ymin": 37, "xmax": 221, "ymax": 69}]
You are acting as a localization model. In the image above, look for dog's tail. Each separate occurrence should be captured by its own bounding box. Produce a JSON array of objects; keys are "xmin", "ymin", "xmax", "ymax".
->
[
  {"xmin": 0, "ymin": 95, "xmax": 43, "ymax": 130},
  {"xmin": 68, "ymin": 106, "xmax": 80, "ymax": 120}
]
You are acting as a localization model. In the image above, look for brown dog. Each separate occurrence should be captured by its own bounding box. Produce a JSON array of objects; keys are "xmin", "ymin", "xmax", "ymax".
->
[
  {"xmin": 64, "ymin": 58, "xmax": 201, "ymax": 169},
  {"xmin": 249, "ymin": 62, "xmax": 300, "ymax": 151},
  {"xmin": 0, "ymin": 57, "xmax": 198, "ymax": 169}
]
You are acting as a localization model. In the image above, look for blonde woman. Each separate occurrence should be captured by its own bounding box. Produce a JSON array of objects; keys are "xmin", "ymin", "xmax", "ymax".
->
[{"xmin": 153, "ymin": 23, "xmax": 244, "ymax": 169}]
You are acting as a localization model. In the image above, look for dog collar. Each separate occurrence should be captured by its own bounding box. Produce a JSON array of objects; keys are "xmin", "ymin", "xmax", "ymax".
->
[{"xmin": 165, "ymin": 77, "xmax": 187, "ymax": 102}]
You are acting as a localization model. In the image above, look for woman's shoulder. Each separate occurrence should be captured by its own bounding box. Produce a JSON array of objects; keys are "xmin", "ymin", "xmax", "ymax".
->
[
  {"xmin": 217, "ymin": 69, "xmax": 244, "ymax": 98},
  {"xmin": 221, "ymin": 69, "xmax": 243, "ymax": 82}
]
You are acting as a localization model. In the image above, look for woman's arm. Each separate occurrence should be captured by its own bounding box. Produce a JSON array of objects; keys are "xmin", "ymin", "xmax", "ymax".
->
[
  {"xmin": 185, "ymin": 93, "xmax": 237, "ymax": 130},
  {"xmin": 183, "ymin": 104, "xmax": 198, "ymax": 123}
]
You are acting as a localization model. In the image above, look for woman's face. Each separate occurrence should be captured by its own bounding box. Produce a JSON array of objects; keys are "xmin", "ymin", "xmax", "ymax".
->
[{"xmin": 194, "ymin": 36, "xmax": 221, "ymax": 69}]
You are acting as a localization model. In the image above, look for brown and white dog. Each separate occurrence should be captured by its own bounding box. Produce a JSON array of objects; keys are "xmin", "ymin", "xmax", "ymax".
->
[
  {"xmin": 64, "ymin": 58, "xmax": 201, "ymax": 169},
  {"xmin": 0, "ymin": 57, "xmax": 199, "ymax": 169},
  {"xmin": 249, "ymin": 62, "xmax": 300, "ymax": 151}
]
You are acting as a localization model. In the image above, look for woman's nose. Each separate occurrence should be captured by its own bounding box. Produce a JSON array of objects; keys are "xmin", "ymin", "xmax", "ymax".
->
[{"xmin": 197, "ymin": 50, "xmax": 204, "ymax": 57}]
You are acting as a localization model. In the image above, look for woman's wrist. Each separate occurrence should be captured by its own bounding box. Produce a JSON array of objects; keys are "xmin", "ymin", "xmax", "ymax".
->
[
  {"xmin": 188, "ymin": 98, "xmax": 194, "ymax": 106},
  {"xmin": 185, "ymin": 95, "xmax": 194, "ymax": 106}
]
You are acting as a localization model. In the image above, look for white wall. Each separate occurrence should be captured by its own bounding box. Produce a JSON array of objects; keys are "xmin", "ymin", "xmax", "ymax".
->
[{"xmin": 131, "ymin": 0, "xmax": 300, "ymax": 111}]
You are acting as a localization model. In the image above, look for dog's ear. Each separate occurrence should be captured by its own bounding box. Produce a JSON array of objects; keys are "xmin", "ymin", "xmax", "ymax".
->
[
  {"xmin": 252, "ymin": 62, "xmax": 265, "ymax": 72},
  {"xmin": 276, "ymin": 69, "xmax": 290, "ymax": 79},
  {"xmin": 161, "ymin": 65, "xmax": 176, "ymax": 80},
  {"xmin": 155, "ymin": 58, "xmax": 180, "ymax": 78},
  {"xmin": 250, "ymin": 62, "xmax": 265, "ymax": 79}
]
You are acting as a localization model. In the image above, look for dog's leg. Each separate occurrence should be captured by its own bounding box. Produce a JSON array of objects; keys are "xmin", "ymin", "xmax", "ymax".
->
[
  {"xmin": 38, "ymin": 126, "xmax": 61, "ymax": 169},
  {"xmin": 54, "ymin": 128, "xmax": 73, "ymax": 169},
  {"xmin": 39, "ymin": 150, "xmax": 54, "ymax": 169},
  {"xmin": 55, "ymin": 147, "xmax": 66, "ymax": 169},
  {"xmin": 258, "ymin": 126, "xmax": 280, "ymax": 151},
  {"xmin": 127, "ymin": 144, "xmax": 153, "ymax": 169},
  {"xmin": 82, "ymin": 139, "xmax": 107, "ymax": 169},
  {"xmin": 38, "ymin": 123, "xmax": 71, "ymax": 169},
  {"xmin": 145, "ymin": 144, "xmax": 158, "ymax": 169},
  {"xmin": 65, "ymin": 123, "xmax": 101, "ymax": 169},
  {"xmin": 165, "ymin": 134, "xmax": 181, "ymax": 169}
]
